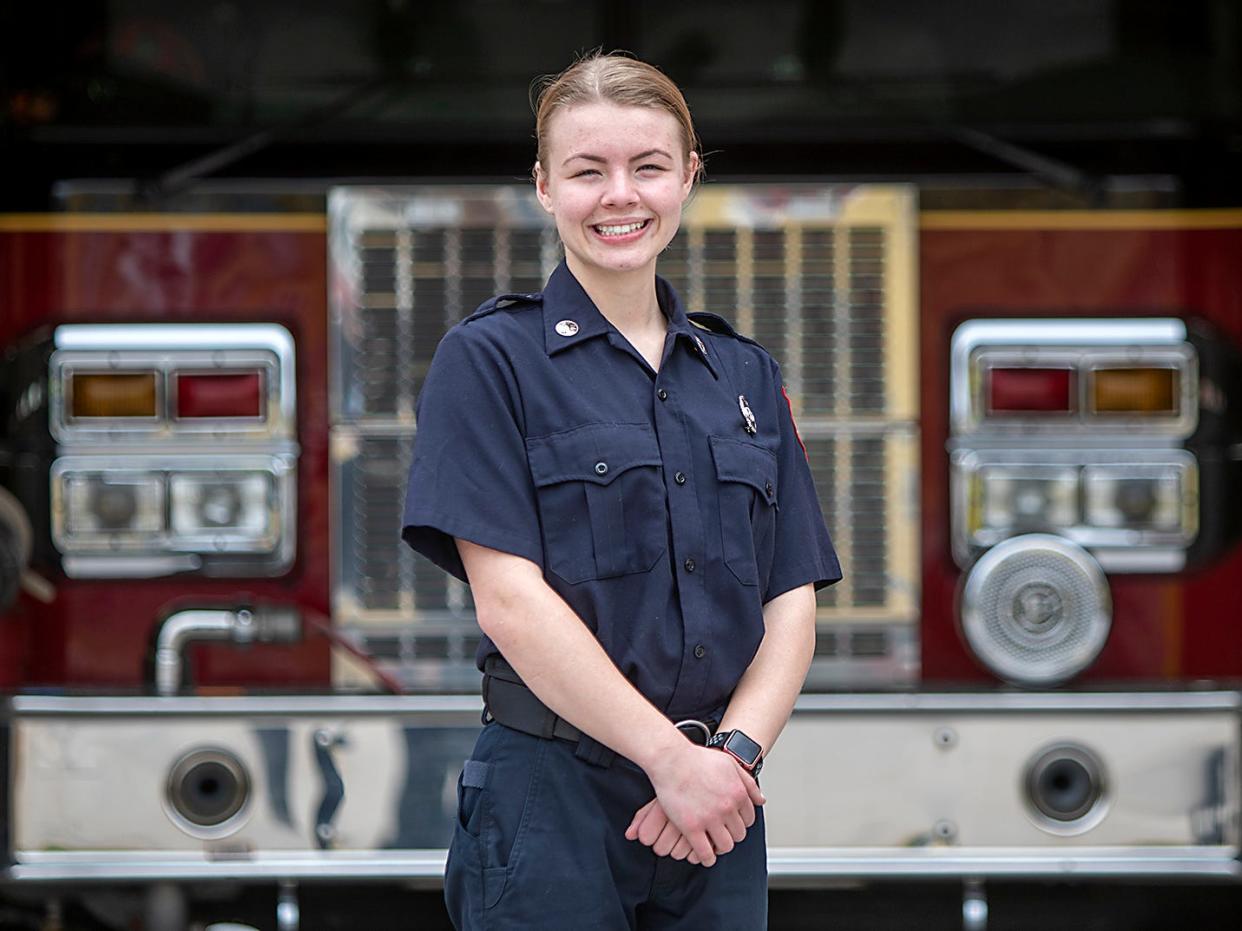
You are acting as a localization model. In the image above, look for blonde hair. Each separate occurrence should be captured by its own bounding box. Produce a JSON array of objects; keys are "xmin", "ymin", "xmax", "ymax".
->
[{"xmin": 531, "ymin": 51, "xmax": 703, "ymax": 184}]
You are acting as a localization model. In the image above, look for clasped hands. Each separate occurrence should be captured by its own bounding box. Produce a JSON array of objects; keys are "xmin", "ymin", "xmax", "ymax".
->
[{"xmin": 625, "ymin": 743, "xmax": 765, "ymax": 868}]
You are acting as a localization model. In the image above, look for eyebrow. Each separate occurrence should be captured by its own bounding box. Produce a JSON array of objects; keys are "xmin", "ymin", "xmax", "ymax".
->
[{"xmin": 562, "ymin": 148, "xmax": 675, "ymax": 167}]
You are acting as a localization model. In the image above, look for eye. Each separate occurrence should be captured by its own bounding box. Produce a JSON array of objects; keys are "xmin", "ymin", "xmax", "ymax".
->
[
  {"xmin": 571, "ymin": 168, "xmax": 601, "ymax": 178},
  {"xmin": 638, "ymin": 164, "xmax": 667, "ymax": 173}
]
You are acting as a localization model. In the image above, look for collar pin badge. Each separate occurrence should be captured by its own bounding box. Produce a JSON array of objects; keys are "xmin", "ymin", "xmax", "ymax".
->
[
  {"xmin": 692, "ymin": 334, "xmax": 706, "ymax": 355},
  {"xmin": 555, "ymin": 320, "xmax": 579, "ymax": 337},
  {"xmin": 738, "ymin": 395, "xmax": 757, "ymax": 435}
]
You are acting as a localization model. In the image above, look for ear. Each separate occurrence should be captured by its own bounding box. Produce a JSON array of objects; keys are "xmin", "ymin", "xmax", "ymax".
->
[
  {"xmin": 534, "ymin": 162, "xmax": 554, "ymax": 214},
  {"xmin": 681, "ymin": 151, "xmax": 700, "ymax": 199}
]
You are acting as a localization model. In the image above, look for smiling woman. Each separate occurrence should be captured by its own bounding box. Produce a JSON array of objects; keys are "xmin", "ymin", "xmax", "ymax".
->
[{"xmin": 401, "ymin": 51, "xmax": 840, "ymax": 930}]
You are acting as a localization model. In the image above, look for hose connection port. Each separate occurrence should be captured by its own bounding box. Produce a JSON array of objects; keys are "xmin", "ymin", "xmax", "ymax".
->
[
  {"xmin": 166, "ymin": 747, "xmax": 251, "ymax": 837},
  {"xmin": 1024, "ymin": 742, "xmax": 1109, "ymax": 835}
]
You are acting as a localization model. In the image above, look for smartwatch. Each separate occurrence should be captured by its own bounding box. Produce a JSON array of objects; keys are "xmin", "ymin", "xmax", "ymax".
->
[{"xmin": 707, "ymin": 729, "xmax": 764, "ymax": 776}]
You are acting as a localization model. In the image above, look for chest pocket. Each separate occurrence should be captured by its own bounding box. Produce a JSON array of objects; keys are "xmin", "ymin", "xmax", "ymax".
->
[
  {"xmin": 710, "ymin": 436, "xmax": 778, "ymax": 588},
  {"xmin": 526, "ymin": 423, "xmax": 667, "ymax": 584}
]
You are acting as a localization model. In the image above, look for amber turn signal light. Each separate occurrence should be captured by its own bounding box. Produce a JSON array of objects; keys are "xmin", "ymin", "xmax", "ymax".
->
[
  {"xmin": 1090, "ymin": 368, "xmax": 1178, "ymax": 414},
  {"xmin": 70, "ymin": 372, "xmax": 157, "ymax": 418}
]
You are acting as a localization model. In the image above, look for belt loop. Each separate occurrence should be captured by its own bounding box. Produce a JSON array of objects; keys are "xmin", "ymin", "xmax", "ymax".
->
[
  {"xmin": 539, "ymin": 709, "xmax": 556, "ymax": 740},
  {"xmin": 574, "ymin": 734, "xmax": 615, "ymax": 769}
]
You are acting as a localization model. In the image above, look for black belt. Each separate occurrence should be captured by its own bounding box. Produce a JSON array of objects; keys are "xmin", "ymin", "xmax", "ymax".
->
[{"xmin": 481, "ymin": 655, "xmax": 718, "ymax": 762}]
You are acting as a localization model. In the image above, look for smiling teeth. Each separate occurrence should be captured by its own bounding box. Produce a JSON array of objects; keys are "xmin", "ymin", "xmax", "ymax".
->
[{"xmin": 596, "ymin": 221, "xmax": 647, "ymax": 236}]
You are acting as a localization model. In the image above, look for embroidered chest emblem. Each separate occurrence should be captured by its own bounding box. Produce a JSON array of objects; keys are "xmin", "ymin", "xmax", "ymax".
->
[{"xmin": 738, "ymin": 394, "xmax": 757, "ymax": 435}]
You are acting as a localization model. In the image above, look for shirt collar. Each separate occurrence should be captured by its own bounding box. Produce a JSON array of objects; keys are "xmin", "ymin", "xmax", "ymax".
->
[{"xmin": 542, "ymin": 261, "xmax": 719, "ymax": 379}]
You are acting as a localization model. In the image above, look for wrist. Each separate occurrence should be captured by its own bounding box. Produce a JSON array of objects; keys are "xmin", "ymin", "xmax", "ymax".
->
[
  {"xmin": 633, "ymin": 722, "xmax": 696, "ymax": 777},
  {"xmin": 707, "ymin": 729, "xmax": 765, "ymax": 776}
]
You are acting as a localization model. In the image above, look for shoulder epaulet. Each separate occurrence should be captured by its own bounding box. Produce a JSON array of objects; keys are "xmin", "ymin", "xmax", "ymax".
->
[
  {"xmin": 687, "ymin": 311, "xmax": 762, "ymax": 347},
  {"xmin": 463, "ymin": 292, "xmax": 543, "ymax": 323}
]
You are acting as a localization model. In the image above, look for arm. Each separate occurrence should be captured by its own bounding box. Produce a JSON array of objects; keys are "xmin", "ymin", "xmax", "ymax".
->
[
  {"xmin": 458, "ymin": 539, "xmax": 764, "ymax": 867},
  {"xmin": 626, "ymin": 584, "xmax": 816, "ymax": 861},
  {"xmin": 716, "ymin": 582, "xmax": 817, "ymax": 753}
]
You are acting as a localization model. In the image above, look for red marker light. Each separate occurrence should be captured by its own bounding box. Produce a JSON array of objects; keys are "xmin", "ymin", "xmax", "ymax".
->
[
  {"xmin": 175, "ymin": 372, "xmax": 264, "ymax": 419},
  {"xmin": 987, "ymin": 367, "xmax": 1074, "ymax": 414}
]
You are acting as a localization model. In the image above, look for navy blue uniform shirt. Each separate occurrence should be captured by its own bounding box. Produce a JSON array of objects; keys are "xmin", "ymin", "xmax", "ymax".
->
[{"xmin": 402, "ymin": 261, "xmax": 841, "ymax": 720}]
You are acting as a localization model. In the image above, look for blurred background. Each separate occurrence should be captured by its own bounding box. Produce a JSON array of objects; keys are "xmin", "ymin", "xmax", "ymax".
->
[
  {"xmin": 4, "ymin": 3, "xmax": 1242, "ymax": 930},
  {"xmin": 3, "ymin": 0, "xmax": 1240, "ymax": 208}
]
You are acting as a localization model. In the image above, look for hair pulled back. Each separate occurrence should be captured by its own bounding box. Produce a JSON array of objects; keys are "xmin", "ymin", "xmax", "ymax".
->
[{"xmin": 532, "ymin": 51, "xmax": 703, "ymax": 183}]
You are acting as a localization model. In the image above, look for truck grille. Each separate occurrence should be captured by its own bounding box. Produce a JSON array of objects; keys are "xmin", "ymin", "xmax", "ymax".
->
[{"xmin": 330, "ymin": 186, "xmax": 919, "ymax": 689}]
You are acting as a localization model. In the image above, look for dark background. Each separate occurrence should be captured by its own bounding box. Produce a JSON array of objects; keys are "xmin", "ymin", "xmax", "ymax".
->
[{"xmin": 2, "ymin": 0, "xmax": 1241, "ymax": 210}]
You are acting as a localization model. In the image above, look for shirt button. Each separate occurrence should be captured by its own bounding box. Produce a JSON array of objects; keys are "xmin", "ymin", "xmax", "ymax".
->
[
  {"xmin": 674, "ymin": 471, "xmax": 687, "ymax": 485},
  {"xmin": 595, "ymin": 461, "xmax": 609, "ymax": 476},
  {"xmin": 683, "ymin": 558, "xmax": 696, "ymax": 573},
  {"xmin": 765, "ymin": 480, "xmax": 774, "ymax": 497},
  {"xmin": 694, "ymin": 644, "xmax": 707, "ymax": 659},
  {"xmin": 657, "ymin": 388, "xmax": 669, "ymax": 401}
]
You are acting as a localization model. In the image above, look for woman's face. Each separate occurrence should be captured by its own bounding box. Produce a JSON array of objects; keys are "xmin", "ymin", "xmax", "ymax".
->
[{"xmin": 536, "ymin": 101, "xmax": 696, "ymax": 283}]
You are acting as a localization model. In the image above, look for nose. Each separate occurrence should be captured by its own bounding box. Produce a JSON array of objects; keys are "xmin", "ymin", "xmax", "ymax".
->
[{"xmin": 601, "ymin": 171, "xmax": 638, "ymax": 207}]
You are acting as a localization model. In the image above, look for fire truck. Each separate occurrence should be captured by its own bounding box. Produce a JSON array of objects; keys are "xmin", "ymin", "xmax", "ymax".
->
[{"xmin": 2, "ymin": 187, "xmax": 1241, "ymax": 929}]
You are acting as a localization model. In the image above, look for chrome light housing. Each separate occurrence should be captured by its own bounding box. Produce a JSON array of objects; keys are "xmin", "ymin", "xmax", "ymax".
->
[
  {"xmin": 960, "ymin": 534, "xmax": 1112, "ymax": 686},
  {"xmin": 42, "ymin": 324, "xmax": 298, "ymax": 578},
  {"xmin": 949, "ymin": 318, "xmax": 1206, "ymax": 573}
]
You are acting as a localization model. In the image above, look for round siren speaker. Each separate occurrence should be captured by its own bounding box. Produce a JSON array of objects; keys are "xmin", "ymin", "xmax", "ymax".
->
[{"xmin": 961, "ymin": 534, "xmax": 1111, "ymax": 686}]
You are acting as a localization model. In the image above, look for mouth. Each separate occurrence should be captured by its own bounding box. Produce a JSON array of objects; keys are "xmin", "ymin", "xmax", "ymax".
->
[{"xmin": 591, "ymin": 219, "xmax": 651, "ymax": 239}]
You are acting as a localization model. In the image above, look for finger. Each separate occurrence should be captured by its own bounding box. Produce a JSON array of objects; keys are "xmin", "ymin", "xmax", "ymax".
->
[
  {"xmin": 740, "ymin": 770, "xmax": 766, "ymax": 806},
  {"xmin": 707, "ymin": 824, "xmax": 735, "ymax": 858},
  {"xmin": 724, "ymin": 810, "xmax": 747, "ymax": 843},
  {"xmin": 670, "ymin": 837, "xmax": 693, "ymax": 861},
  {"xmin": 737, "ymin": 794, "xmax": 756, "ymax": 829},
  {"xmin": 652, "ymin": 822, "xmax": 681, "ymax": 857},
  {"xmin": 637, "ymin": 804, "xmax": 670, "ymax": 847},
  {"xmin": 625, "ymin": 799, "xmax": 657, "ymax": 841},
  {"xmin": 688, "ymin": 850, "xmax": 700, "ymax": 865},
  {"xmin": 689, "ymin": 831, "xmax": 716, "ymax": 868}
]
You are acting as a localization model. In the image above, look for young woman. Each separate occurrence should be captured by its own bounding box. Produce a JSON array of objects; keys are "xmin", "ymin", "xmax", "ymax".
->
[{"xmin": 403, "ymin": 52, "xmax": 840, "ymax": 929}]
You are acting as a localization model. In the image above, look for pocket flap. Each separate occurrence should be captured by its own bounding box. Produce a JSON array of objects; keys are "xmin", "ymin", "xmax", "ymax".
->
[
  {"xmin": 526, "ymin": 423, "xmax": 662, "ymax": 488},
  {"xmin": 710, "ymin": 435, "xmax": 779, "ymax": 504}
]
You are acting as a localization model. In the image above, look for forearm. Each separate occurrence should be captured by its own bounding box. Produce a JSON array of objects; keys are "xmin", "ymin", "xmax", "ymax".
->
[
  {"xmin": 717, "ymin": 584, "xmax": 817, "ymax": 755},
  {"xmin": 457, "ymin": 539, "xmax": 687, "ymax": 773}
]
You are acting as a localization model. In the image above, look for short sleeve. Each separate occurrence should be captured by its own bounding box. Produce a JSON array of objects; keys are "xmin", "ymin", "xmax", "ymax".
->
[
  {"xmin": 763, "ymin": 359, "xmax": 843, "ymax": 603},
  {"xmin": 401, "ymin": 324, "xmax": 543, "ymax": 581}
]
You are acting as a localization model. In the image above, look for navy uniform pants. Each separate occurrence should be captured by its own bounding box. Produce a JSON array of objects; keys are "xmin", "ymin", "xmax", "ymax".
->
[{"xmin": 445, "ymin": 722, "xmax": 768, "ymax": 930}]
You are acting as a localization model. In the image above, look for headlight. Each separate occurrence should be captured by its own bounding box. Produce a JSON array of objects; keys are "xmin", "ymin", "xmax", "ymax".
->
[
  {"xmin": 62, "ymin": 473, "xmax": 164, "ymax": 541},
  {"xmin": 952, "ymin": 449, "xmax": 1198, "ymax": 572},
  {"xmin": 52, "ymin": 455, "xmax": 295, "ymax": 577},
  {"xmin": 170, "ymin": 472, "xmax": 276, "ymax": 545},
  {"xmin": 977, "ymin": 466, "xmax": 1078, "ymax": 534}
]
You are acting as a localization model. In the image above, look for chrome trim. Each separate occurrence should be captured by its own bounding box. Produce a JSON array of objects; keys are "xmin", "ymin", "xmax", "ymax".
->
[
  {"xmin": 7, "ymin": 691, "xmax": 1239, "ymax": 718},
  {"xmin": 50, "ymin": 324, "xmax": 296, "ymax": 444},
  {"xmin": 4, "ymin": 694, "xmax": 487, "ymax": 716},
  {"xmin": 765, "ymin": 848, "xmax": 1242, "ymax": 882},
  {"xmin": 8, "ymin": 849, "xmax": 1239, "ymax": 884},
  {"xmin": 950, "ymin": 318, "xmax": 1194, "ymax": 438}
]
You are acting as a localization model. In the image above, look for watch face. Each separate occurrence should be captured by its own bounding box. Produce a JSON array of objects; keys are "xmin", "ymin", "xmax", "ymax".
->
[{"xmin": 724, "ymin": 730, "xmax": 762, "ymax": 766}]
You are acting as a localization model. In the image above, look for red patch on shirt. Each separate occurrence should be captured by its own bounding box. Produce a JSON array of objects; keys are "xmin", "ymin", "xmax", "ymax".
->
[{"xmin": 782, "ymin": 385, "xmax": 808, "ymax": 460}]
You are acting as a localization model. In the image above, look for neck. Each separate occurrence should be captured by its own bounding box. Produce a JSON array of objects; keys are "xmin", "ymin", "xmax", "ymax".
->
[{"xmin": 566, "ymin": 254, "xmax": 664, "ymax": 330}]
